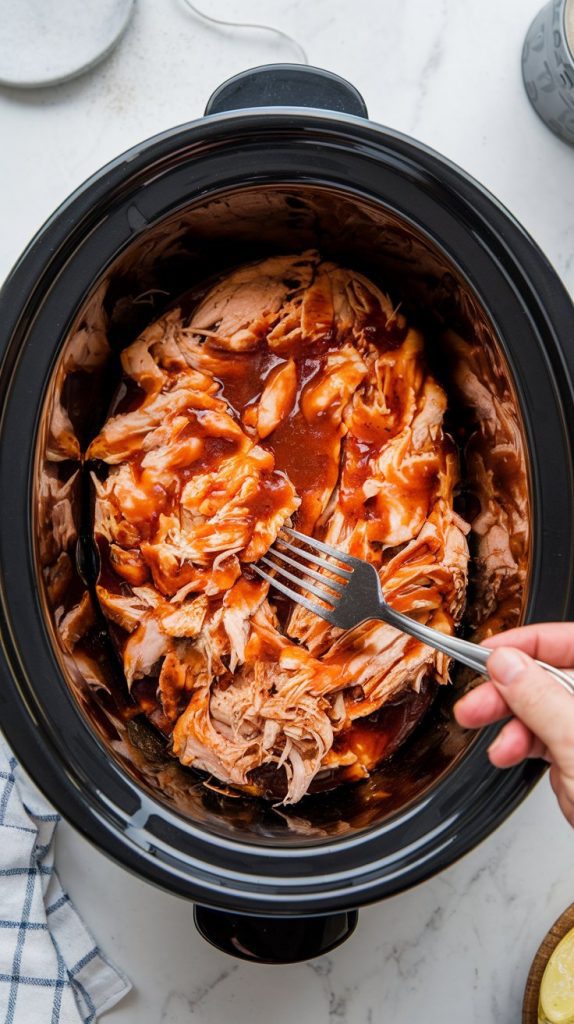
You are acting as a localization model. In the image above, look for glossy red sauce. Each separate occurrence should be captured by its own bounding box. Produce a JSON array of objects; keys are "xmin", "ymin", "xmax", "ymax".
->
[
  {"xmin": 93, "ymin": 283, "xmax": 438, "ymax": 786},
  {"xmin": 336, "ymin": 679, "xmax": 435, "ymax": 770},
  {"xmin": 339, "ymin": 437, "xmax": 377, "ymax": 518},
  {"xmin": 246, "ymin": 471, "xmax": 295, "ymax": 522},
  {"xmin": 215, "ymin": 345, "xmax": 282, "ymax": 415}
]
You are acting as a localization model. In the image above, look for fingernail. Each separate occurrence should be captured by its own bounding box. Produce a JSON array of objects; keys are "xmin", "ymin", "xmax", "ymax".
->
[
  {"xmin": 488, "ymin": 648, "xmax": 526, "ymax": 686},
  {"xmin": 487, "ymin": 735, "xmax": 502, "ymax": 755}
]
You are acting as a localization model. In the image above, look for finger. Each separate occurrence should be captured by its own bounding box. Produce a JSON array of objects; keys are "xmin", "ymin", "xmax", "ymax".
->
[
  {"xmin": 454, "ymin": 681, "xmax": 511, "ymax": 728},
  {"xmin": 487, "ymin": 647, "xmax": 574, "ymax": 776},
  {"xmin": 484, "ymin": 622, "xmax": 574, "ymax": 668},
  {"xmin": 548, "ymin": 766, "xmax": 574, "ymax": 827},
  {"xmin": 555, "ymin": 787, "xmax": 574, "ymax": 827},
  {"xmin": 487, "ymin": 718, "xmax": 538, "ymax": 768}
]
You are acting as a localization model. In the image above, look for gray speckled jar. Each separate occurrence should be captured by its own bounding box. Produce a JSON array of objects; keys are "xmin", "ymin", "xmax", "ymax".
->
[{"xmin": 522, "ymin": 0, "xmax": 574, "ymax": 145}]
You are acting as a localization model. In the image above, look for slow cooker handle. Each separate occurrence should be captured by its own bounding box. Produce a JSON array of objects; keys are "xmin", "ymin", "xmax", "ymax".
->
[
  {"xmin": 194, "ymin": 905, "xmax": 359, "ymax": 964},
  {"xmin": 204, "ymin": 64, "xmax": 368, "ymax": 118}
]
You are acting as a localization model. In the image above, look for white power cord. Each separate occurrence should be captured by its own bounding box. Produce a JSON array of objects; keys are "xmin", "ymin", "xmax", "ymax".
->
[{"xmin": 180, "ymin": 0, "xmax": 309, "ymax": 65}]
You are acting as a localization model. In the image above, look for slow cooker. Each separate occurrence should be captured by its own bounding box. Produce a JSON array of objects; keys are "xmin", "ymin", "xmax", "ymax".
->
[{"xmin": 1, "ymin": 64, "xmax": 574, "ymax": 964}]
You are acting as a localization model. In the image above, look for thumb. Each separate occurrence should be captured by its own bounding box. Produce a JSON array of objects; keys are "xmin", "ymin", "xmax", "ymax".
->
[{"xmin": 487, "ymin": 647, "xmax": 574, "ymax": 773}]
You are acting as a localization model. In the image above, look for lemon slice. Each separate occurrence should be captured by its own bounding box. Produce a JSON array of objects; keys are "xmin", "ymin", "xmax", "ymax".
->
[{"xmin": 539, "ymin": 926, "xmax": 574, "ymax": 1023}]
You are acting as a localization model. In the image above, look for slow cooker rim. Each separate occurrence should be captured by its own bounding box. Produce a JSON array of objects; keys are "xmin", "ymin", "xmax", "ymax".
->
[
  {"xmin": 20, "ymin": 173, "xmax": 552, "ymax": 843},
  {"xmin": 1, "ymin": 107, "xmax": 573, "ymax": 912},
  {"xmin": 0, "ymin": 103, "xmax": 569, "ymax": 321},
  {"xmin": 4, "ymin": 105, "xmax": 574, "ymax": 451}
]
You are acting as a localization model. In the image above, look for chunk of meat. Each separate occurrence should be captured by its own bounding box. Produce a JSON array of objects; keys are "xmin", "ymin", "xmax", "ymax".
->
[
  {"xmin": 124, "ymin": 616, "xmax": 171, "ymax": 686},
  {"xmin": 180, "ymin": 445, "xmax": 274, "ymax": 517},
  {"xmin": 140, "ymin": 436, "xmax": 204, "ymax": 474},
  {"xmin": 255, "ymin": 359, "xmax": 297, "ymax": 439},
  {"xmin": 301, "ymin": 346, "xmax": 367, "ymax": 425},
  {"xmin": 185, "ymin": 253, "xmax": 318, "ymax": 352},
  {"xmin": 96, "ymin": 586, "xmax": 159, "ymax": 632},
  {"xmin": 120, "ymin": 309, "xmax": 189, "ymax": 393},
  {"xmin": 147, "ymin": 467, "xmax": 298, "ymax": 566},
  {"xmin": 46, "ymin": 401, "xmax": 81, "ymax": 461},
  {"xmin": 221, "ymin": 576, "xmax": 268, "ymax": 670},
  {"xmin": 158, "ymin": 651, "xmax": 188, "ymax": 722},
  {"xmin": 56, "ymin": 592, "xmax": 96, "ymax": 652},
  {"xmin": 44, "ymin": 552, "xmax": 74, "ymax": 605},
  {"xmin": 87, "ymin": 373, "xmax": 218, "ymax": 463},
  {"xmin": 109, "ymin": 545, "xmax": 150, "ymax": 586},
  {"xmin": 37, "ymin": 467, "xmax": 79, "ymax": 566},
  {"xmin": 159, "ymin": 595, "xmax": 208, "ymax": 637}
]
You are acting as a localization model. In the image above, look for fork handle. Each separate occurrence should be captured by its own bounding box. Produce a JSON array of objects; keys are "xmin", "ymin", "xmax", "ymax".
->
[{"xmin": 381, "ymin": 605, "xmax": 574, "ymax": 697}]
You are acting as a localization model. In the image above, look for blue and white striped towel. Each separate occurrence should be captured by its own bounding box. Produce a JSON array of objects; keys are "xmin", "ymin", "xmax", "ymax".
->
[{"xmin": 0, "ymin": 736, "xmax": 131, "ymax": 1023}]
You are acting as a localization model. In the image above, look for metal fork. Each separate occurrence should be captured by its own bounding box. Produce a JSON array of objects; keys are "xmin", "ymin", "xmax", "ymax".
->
[{"xmin": 253, "ymin": 526, "xmax": 574, "ymax": 696}]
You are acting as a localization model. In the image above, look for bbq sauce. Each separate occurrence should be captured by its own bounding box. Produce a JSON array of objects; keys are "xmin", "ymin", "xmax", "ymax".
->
[{"xmin": 84, "ymin": 264, "xmax": 457, "ymax": 795}]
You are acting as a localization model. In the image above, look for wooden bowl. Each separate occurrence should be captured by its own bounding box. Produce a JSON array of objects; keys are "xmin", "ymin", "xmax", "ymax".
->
[{"xmin": 523, "ymin": 903, "xmax": 574, "ymax": 1023}]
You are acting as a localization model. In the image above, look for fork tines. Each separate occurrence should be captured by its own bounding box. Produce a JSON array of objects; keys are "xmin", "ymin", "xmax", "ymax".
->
[{"xmin": 252, "ymin": 526, "xmax": 353, "ymax": 622}]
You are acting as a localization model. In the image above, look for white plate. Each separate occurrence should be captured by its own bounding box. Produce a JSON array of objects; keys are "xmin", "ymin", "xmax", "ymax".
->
[{"xmin": 0, "ymin": 0, "xmax": 135, "ymax": 89}]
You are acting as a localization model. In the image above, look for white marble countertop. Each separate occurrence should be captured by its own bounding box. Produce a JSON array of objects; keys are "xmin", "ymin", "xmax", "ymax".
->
[{"xmin": 1, "ymin": 0, "xmax": 574, "ymax": 1020}]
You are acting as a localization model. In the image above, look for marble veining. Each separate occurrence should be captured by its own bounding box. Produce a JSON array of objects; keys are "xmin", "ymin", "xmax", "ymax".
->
[
  {"xmin": 2, "ymin": 0, "xmax": 574, "ymax": 1020},
  {"xmin": 159, "ymin": 965, "xmax": 239, "ymax": 1022},
  {"xmin": 410, "ymin": 0, "xmax": 447, "ymax": 131}
]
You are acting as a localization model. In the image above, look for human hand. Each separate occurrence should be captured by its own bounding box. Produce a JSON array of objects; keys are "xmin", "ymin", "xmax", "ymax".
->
[{"xmin": 453, "ymin": 623, "xmax": 574, "ymax": 825}]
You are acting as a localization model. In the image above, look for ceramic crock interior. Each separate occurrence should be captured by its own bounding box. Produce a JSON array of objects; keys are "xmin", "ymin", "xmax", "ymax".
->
[{"xmin": 33, "ymin": 183, "xmax": 531, "ymax": 842}]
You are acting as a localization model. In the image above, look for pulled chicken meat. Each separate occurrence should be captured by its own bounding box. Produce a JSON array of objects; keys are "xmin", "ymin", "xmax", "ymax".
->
[{"xmin": 88, "ymin": 252, "xmax": 470, "ymax": 803}]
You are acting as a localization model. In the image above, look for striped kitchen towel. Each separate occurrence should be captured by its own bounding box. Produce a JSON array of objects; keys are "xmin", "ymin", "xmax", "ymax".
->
[{"xmin": 0, "ymin": 736, "xmax": 131, "ymax": 1023}]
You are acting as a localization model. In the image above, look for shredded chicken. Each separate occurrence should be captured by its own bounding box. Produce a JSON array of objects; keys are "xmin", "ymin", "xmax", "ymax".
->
[
  {"xmin": 45, "ymin": 280, "xmax": 111, "ymax": 461},
  {"xmin": 443, "ymin": 329, "xmax": 528, "ymax": 638},
  {"xmin": 90, "ymin": 253, "xmax": 470, "ymax": 803}
]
